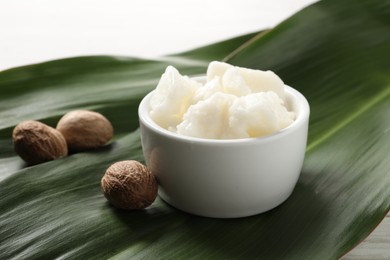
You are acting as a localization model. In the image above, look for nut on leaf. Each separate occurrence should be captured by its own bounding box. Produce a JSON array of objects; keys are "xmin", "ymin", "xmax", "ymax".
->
[
  {"xmin": 13, "ymin": 120, "xmax": 68, "ymax": 165},
  {"xmin": 56, "ymin": 110, "xmax": 113, "ymax": 151},
  {"xmin": 101, "ymin": 160, "xmax": 158, "ymax": 210}
]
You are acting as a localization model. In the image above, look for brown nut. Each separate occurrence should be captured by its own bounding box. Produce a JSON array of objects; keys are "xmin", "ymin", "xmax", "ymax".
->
[
  {"xmin": 56, "ymin": 110, "xmax": 113, "ymax": 151},
  {"xmin": 101, "ymin": 160, "xmax": 158, "ymax": 210},
  {"xmin": 13, "ymin": 120, "xmax": 68, "ymax": 165}
]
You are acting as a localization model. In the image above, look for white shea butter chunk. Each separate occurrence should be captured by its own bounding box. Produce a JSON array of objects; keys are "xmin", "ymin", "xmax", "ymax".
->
[
  {"xmin": 192, "ymin": 76, "xmax": 224, "ymax": 103},
  {"xmin": 149, "ymin": 61, "xmax": 295, "ymax": 139},
  {"xmin": 208, "ymin": 61, "xmax": 286, "ymax": 100},
  {"xmin": 149, "ymin": 66, "xmax": 201, "ymax": 130},
  {"xmin": 177, "ymin": 93, "xmax": 236, "ymax": 139},
  {"xmin": 228, "ymin": 92, "xmax": 295, "ymax": 138}
]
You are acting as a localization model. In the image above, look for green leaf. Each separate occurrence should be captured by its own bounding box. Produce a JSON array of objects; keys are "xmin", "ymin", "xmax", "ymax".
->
[{"xmin": 1, "ymin": 0, "xmax": 389, "ymax": 259}]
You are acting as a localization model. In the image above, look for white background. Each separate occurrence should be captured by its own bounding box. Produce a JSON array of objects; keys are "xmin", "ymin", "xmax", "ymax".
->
[{"xmin": 0, "ymin": 0, "xmax": 317, "ymax": 71}]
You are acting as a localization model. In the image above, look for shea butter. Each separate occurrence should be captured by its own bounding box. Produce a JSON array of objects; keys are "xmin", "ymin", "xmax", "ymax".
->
[{"xmin": 149, "ymin": 61, "xmax": 295, "ymax": 139}]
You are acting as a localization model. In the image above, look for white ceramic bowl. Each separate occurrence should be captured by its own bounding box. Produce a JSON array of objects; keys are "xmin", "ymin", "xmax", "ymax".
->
[{"xmin": 138, "ymin": 77, "xmax": 310, "ymax": 218}]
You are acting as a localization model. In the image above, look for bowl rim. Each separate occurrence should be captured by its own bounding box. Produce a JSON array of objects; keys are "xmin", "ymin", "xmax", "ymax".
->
[{"xmin": 138, "ymin": 78, "xmax": 310, "ymax": 146}]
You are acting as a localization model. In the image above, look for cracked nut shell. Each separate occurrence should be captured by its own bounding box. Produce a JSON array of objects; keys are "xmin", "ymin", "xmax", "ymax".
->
[
  {"xmin": 101, "ymin": 160, "xmax": 158, "ymax": 210},
  {"xmin": 56, "ymin": 110, "xmax": 114, "ymax": 151},
  {"xmin": 13, "ymin": 120, "xmax": 68, "ymax": 165}
]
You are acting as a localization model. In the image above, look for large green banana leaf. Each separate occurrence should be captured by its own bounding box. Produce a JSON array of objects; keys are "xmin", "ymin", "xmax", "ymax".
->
[{"xmin": 1, "ymin": 0, "xmax": 389, "ymax": 259}]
